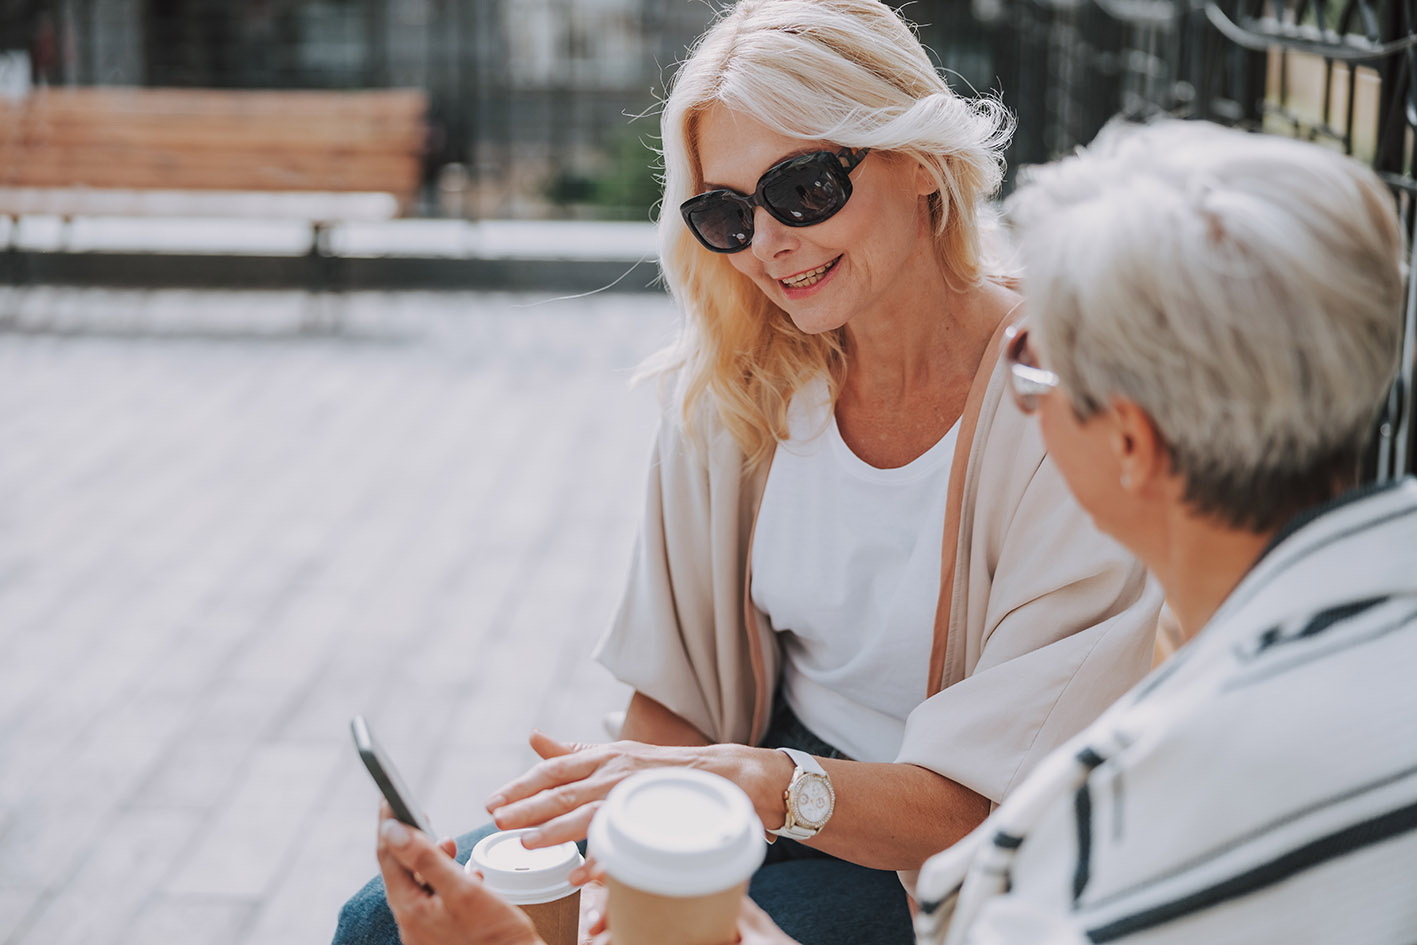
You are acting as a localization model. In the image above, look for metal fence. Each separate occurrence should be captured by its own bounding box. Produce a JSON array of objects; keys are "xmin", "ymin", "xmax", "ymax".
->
[{"xmin": 994, "ymin": 0, "xmax": 1415, "ymax": 480}]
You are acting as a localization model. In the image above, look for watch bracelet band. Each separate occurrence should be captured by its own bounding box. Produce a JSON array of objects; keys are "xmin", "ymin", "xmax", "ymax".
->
[
  {"xmin": 779, "ymin": 746, "xmax": 826, "ymax": 776},
  {"xmin": 768, "ymin": 747, "xmax": 830, "ymax": 839}
]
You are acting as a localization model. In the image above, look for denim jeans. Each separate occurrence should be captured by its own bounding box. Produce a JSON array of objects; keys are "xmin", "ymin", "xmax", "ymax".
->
[{"xmin": 332, "ymin": 702, "xmax": 915, "ymax": 945}]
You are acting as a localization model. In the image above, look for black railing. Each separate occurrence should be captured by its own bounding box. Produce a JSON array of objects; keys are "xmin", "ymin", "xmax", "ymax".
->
[{"xmin": 992, "ymin": 0, "xmax": 1415, "ymax": 480}]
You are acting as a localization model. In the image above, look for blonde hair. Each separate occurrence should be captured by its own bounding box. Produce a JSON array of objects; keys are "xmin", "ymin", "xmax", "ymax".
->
[
  {"xmin": 1008, "ymin": 120, "xmax": 1405, "ymax": 532},
  {"xmin": 649, "ymin": 0, "xmax": 1014, "ymax": 467}
]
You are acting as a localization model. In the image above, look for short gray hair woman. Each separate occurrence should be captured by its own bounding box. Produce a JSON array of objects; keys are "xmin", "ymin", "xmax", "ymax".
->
[
  {"xmin": 909, "ymin": 119, "xmax": 1417, "ymax": 945},
  {"xmin": 1018, "ymin": 118, "xmax": 1402, "ymax": 541}
]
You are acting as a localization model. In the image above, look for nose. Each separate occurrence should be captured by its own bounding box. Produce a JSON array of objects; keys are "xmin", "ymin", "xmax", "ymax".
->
[{"xmin": 749, "ymin": 206, "xmax": 797, "ymax": 262}]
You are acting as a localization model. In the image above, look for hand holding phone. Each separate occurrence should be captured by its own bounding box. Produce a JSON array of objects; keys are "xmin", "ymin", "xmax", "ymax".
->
[{"xmin": 351, "ymin": 714, "xmax": 438, "ymax": 839}]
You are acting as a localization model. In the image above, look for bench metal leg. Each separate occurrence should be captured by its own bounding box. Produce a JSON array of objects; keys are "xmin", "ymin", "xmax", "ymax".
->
[
  {"xmin": 303, "ymin": 220, "xmax": 349, "ymax": 334},
  {"xmin": 1, "ymin": 214, "xmax": 27, "ymax": 329}
]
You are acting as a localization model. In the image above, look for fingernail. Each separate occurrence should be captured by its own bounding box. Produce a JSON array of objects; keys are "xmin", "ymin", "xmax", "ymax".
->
[
  {"xmin": 521, "ymin": 829, "xmax": 544, "ymax": 846},
  {"xmin": 381, "ymin": 820, "xmax": 410, "ymax": 846},
  {"xmin": 486, "ymin": 794, "xmax": 506, "ymax": 811}
]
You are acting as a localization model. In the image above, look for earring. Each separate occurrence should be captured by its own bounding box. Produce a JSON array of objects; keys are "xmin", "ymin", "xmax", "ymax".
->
[{"xmin": 1121, "ymin": 473, "xmax": 1133, "ymax": 489}]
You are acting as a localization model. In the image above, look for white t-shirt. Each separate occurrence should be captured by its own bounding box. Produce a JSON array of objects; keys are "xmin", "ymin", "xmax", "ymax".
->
[{"xmin": 750, "ymin": 377, "xmax": 959, "ymax": 762}]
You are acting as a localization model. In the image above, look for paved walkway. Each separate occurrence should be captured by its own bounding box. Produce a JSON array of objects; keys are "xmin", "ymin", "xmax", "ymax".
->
[{"xmin": 0, "ymin": 287, "xmax": 674, "ymax": 945}]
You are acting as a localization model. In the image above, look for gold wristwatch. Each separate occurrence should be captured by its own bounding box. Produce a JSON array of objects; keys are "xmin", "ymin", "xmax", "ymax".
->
[{"xmin": 768, "ymin": 747, "xmax": 835, "ymax": 841}]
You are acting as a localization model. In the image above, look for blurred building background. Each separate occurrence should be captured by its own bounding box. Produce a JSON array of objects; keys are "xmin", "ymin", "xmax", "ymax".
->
[
  {"xmin": 1, "ymin": 0, "xmax": 1411, "ymax": 220},
  {"xmin": 0, "ymin": 0, "xmax": 997, "ymax": 219},
  {"xmin": 3, "ymin": 0, "xmax": 1408, "ymax": 476}
]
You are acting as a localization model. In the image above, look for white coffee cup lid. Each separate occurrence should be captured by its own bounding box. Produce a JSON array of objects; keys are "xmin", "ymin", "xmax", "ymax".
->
[
  {"xmin": 465, "ymin": 829, "xmax": 585, "ymax": 904},
  {"xmin": 588, "ymin": 768, "xmax": 765, "ymax": 897}
]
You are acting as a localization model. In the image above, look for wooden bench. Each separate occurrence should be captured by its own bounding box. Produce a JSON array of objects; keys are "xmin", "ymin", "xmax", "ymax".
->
[{"xmin": 0, "ymin": 87, "xmax": 429, "ymax": 283}]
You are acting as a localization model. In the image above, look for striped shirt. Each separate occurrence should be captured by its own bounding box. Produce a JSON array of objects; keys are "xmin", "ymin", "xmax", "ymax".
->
[{"xmin": 916, "ymin": 478, "xmax": 1417, "ymax": 945}]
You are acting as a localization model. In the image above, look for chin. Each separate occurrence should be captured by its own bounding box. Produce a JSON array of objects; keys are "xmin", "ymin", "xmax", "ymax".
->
[
  {"xmin": 785, "ymin": 316, "xmax": 839, "ymax": 336},
  {"xmin": 781, "ymin": 302, "xmax": 850, "ymax": 337}
]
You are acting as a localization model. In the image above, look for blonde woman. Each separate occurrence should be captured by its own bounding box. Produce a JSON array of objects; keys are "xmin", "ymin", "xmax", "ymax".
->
[{"xmin": 342, "ymin": 3, "xmax": 1161, "ymax": 943}]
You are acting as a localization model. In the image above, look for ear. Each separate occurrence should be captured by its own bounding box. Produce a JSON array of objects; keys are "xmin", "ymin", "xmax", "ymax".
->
[
  {"xmin": 1107, "ymin": 397, "xmax": 1167, "ymax": 494},
  {"xmin": 913, "ymin": 158, "xmax": 939, "ymax": 197}
]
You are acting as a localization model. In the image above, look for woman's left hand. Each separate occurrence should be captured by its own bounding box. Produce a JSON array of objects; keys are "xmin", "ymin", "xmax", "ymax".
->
[{"xmin": 486, "ymin": 732, "xmax": 708, "ymax": 846}]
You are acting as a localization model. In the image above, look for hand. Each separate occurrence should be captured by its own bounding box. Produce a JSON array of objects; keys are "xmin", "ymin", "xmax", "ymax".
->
[
  {"xmin": 376, "ymin": 803, "xmax": 544, "ymax": 945},
  {"xmin": 486, "ymin": 732, "xmax": 705, "ymax": 846},
  {"xmin": 571, "ymin": 855, "xmax": 609, "ymax": 944},
  {"xmin": 581, "ymin": 895, "xmax": 798, "ymax": 945},
  {"xmin": 576, "ymin": 876, "xmax": 608, "ymax": 945},
  {"xmin": 736, "ymin": 898, "xmax": 802, "ymax": 945}
]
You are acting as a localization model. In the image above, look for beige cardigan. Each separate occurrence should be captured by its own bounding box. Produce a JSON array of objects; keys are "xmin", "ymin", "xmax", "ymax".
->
[{"xmin": 595, "ymin": 319, "xmax": 1162, "ymax": 805}]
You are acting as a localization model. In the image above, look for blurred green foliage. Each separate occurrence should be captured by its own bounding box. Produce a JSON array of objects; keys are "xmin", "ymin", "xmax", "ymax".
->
[{"xmin": 548, "ymin": 124, "xmax": 663, "ymax": 221}]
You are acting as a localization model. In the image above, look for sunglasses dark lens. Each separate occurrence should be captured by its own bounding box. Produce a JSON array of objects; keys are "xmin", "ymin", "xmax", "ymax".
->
[
  {"xmin": 762, "ymin": 155, "xmax": 848, "ymax": 225},
  {"xmin": 687, "ymin": 197, "xmax": 753, "ymax": 252},
  {"xmin": 681, "ymin": 151, "xmax": 860, "ymax": 253}
]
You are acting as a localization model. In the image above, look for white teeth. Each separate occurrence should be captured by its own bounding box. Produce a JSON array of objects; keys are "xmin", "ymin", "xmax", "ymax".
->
[{"xmin": 780, "ymin": 258, "xmax": 837, "ymax": 289}]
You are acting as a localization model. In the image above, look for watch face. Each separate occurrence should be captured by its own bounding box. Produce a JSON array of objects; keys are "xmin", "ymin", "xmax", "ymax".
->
[{"xmin": 790, "ymin": 772, "xmax": 835, "ymax": 829}]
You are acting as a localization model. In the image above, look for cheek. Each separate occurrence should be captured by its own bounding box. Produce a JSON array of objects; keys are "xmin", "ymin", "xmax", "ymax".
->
[
  {"xmin": 836, "ymin": 190, "xmax": 900, "ymax": 247},
  {"xmin": 727, "ymin": 251, "xmax": 775, "ymax": 292},
  {"xmin": 1038, "ymin": 402, "xmax": 1116, "ymax": 507}
]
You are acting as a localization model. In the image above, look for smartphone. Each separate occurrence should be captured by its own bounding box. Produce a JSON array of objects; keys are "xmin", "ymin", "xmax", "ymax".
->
[{"xmin": 350, "ymin": 714, "xmax": 438, "ymax": 838}]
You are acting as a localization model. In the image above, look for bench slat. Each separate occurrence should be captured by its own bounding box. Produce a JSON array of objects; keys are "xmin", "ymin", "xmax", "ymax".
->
[
  {"xmin": 1, "ymin": 87, "xmax": 428, "ymax": 116},
  {"xmin": 0, "ymin": 87, "xmax": 429, "ymax": 208},
  {"xmin": 3, "ymin": 122, "xmax": 427, "ymax": 154},
  {"xmin": 0, "ymin": 187, "xmax": 401, "ymax": 221},
  {"xmin": 0, "ymin": 152, "xmax": 423, "ymax": 194}
]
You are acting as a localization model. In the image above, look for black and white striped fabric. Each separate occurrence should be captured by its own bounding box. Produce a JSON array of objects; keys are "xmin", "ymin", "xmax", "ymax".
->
[{"xmin": 915, "ymin": 478, "xmax": 1417, "ymax": 945}]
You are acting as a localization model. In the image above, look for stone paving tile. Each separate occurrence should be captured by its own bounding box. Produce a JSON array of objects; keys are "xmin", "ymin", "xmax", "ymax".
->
[
  {"xmin": 116, "ymin": 895, "xmax": 255, "ymax": 945},
  {"xmin": 165, "ymin": 742, "xmax": 346, "ymax": 900},
  {"xmin": 11, "ymin": 809, "xmax": 200, "ymax": 945},
  {"xmin": 0, "ymin": 893, "xmax": 39, "ymax": 943},
  {"xmin": 0, "ymin": 289, "xmax": 672, "ymax": 945}
]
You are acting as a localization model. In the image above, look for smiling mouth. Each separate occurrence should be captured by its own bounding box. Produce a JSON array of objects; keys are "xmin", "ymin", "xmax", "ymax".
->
[{"xmin": 779, "ymin": 256, "xmax": 841, "ymax": 290}]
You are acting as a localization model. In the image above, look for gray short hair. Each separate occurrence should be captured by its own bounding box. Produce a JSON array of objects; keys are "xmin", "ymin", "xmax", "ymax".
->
[{"xmin": 1007, "ymin": 120, "xmax": 1404, "ymax": 532}]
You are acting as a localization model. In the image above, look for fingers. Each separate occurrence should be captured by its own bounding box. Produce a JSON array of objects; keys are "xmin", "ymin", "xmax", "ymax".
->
[
  {"xmin": 377, "ymin": 815, "xmax": 435, "ymax": 916},
  {"xmin": 516, "ymin": 803, "xmax": 600, "ymax": 848},
  {"xmin": 569, "ymin": 854, "xmax": 607, "ymax": 887},
  {"xmin": 487, "ymin": 746, "xmax": 604, "ymax": 813},
  {"xmin": 580, "ymin": 881, "xmax": 609, "ymax": 942},
  {"xmin": 738, "ymin": 897, "xmax": 773, "ymax": 924},
  {"xmin": 494, "ymin": 776, "xmax": 612, "ymax": 835},
  {"xmin": 378, "ymin": 816, "xmax": 465, "ymax": 894},
  {"xmin": 735, "ymin": 898, "xmax": 800, "ymax": 944},
  {"xmin": 529, "ymin": 729, "xmax": 580, "ymax": 760},
  {"xmin": 585, "ymin": 907, "xmax": 608, "ymax": 938}
]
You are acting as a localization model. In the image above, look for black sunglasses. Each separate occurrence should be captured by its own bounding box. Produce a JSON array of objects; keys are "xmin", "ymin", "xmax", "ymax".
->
[{"xmin": 680, "ymin": 148, "xmax": 869, "ymax": 254}]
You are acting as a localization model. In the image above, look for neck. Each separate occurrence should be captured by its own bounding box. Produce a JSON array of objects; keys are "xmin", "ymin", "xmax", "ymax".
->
[
  {"xmin": 1146, "ymin": 504, "xmax": 1277, "ymax": 642},
  {"xmin": 841, "ymin": 275, "xmax": 1009, "ymax": 405}
]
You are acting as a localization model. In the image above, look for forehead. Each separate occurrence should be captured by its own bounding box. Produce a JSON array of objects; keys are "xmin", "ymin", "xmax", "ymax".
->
[{"xmin": 694, "ymin": 104, "xmax": 821, "ymax": 189}]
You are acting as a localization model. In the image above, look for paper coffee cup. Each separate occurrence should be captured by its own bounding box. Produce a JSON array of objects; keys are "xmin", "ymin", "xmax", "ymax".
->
[
  {"xmin": 466, "ymin": 829, "xmax": 584, "ymax": 945},
  {"xmin": 588, "ymin": 769, "xmax": 765, "ymax": 945}
]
